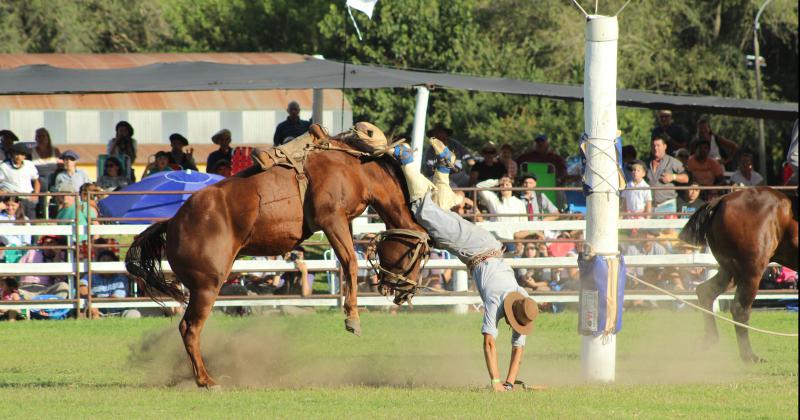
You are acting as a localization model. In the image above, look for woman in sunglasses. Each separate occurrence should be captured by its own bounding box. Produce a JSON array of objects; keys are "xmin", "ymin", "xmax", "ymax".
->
[{"xmin": 97, "ymin": 156, "xmax": 129, "ymax": 191}]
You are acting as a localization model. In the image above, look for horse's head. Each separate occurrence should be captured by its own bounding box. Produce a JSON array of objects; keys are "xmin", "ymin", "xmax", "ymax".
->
[{"xmin": 365, "ymin": 229, "xmax": 431, "ymax": 305}]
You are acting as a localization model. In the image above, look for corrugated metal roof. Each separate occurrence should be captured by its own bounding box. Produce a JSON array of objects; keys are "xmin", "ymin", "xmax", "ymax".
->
[{"xmin": 0, "ymin": 53, "xmax": 348, "ymax": 110}]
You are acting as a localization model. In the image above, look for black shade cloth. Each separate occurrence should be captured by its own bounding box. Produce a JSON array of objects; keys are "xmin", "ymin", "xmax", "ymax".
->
[{"xmin": 0, "ymin": 58, "xmax": 795, "ymax": 120}]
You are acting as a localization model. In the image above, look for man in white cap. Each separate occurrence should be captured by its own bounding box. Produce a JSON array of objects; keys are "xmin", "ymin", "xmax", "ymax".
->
[{"xmin": 390, "ymin": 139, "xmax": 539, "ymax": 392}]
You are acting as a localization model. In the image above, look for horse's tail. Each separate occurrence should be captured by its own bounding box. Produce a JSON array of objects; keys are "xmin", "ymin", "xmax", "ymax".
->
[
  {"xmin": 679, "ymin": 198, "xmax": 722, "ymax": 247},
  {"xmin": 125, "ymin": 220, "xmax": 188, "ymax": 304}
]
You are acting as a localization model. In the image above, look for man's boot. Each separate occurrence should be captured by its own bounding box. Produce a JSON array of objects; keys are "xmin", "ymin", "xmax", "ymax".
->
[{"xmin": 391, "ymin": 143, "xmax": 435, "ymax": 202}]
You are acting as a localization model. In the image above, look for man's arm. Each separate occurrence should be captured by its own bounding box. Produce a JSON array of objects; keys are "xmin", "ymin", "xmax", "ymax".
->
[
  {"xmin": 475, "ymin": 178, "xmax": 501, "ymax": 212},
  {"xmin": 32, "ymin": 178, "xmax": 41, "ymax": 194},
  {"xmin": 505, "ymin": 345, "xmax": 525, "ymax": 385},
  {"xmin": 483, "ymin": 333, "xmax": 506, "ymax": 392}
]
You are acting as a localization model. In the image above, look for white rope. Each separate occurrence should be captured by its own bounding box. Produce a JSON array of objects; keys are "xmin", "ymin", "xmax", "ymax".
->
[
  {"xmin": 614, "ymin": 0, "xmax": 632, "ymax": 16},
  {"xmin": 626, "ymin": 272, "xmax": 799, "ymax": 337},
  {"xmin": 570, "ymin": 0, "xmax": 589, "ymax": 17}
]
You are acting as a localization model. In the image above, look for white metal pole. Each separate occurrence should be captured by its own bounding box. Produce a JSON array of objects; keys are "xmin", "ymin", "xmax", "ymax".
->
[
  {"xmin": 312, "ymin": 54, "xmax": 326, "ymax": 130},
  {"xmin": 753, "ymin": 0, "xmax": 774, "ymax": 178},
  {"xmin": 410, "ymin": 86, "xmax": 430, "ymax": 172},
  {"xmin": 581, "ymin": 14, "xmax": 620, "ymax": 383}
]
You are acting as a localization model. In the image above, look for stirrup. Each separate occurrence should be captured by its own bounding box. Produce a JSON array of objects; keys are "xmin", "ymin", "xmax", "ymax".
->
[{"xmin": 392, "ymin": 144, "xmax": 414, "ymax": 165}]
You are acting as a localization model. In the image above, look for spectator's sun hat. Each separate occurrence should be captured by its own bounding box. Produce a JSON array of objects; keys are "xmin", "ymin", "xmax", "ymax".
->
[
  {"xmin": 503, "ymin": 291, "xmax": 539, "ymax": 335},
  {"xmin": 0, "ymin": 129, "xmax": 20, "ymax": 142},
  {"xmin": 169, "ymin": 133, "xmax": 189, "ymax": 146},
  {"xmin": 481, "ymin": 142, "xmax": 498, "ymax": 154},
  {"xmin": 534, "ymin": 134, "xmax": 548, "ymax": 142},
  {"xmin": 211, "ymin": 129, "xmax": 231, "ymax": 144},
  {"xmin": 59, "ymin": 150, "xmax": 79, "ymax": 161}
]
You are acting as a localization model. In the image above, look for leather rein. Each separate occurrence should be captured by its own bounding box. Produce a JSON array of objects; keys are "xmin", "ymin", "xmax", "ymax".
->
[{"xmin": 365, "ymin": 229, "xmax": 431, "ymax": 305}]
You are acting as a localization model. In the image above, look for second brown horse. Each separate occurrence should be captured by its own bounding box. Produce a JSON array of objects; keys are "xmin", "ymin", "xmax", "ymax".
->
[{"xmin": 126, "ymin": 138, "xmax": 426, "ymax": 387}]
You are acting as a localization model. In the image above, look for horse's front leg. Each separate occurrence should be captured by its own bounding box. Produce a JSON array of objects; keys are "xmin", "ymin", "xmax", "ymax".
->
[{"xmin": 321, "ymin": 220, "xmax": 362, "ymax": 336}]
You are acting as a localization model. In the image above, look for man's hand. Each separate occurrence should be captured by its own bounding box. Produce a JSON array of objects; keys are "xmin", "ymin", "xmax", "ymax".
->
[
  {"xmin": 659, "ymin": 172, "xmax": 675, "ymax": 184},
  {"xmin": 492, "ymin": 382, "xmax": 507, "ymax": 392}
]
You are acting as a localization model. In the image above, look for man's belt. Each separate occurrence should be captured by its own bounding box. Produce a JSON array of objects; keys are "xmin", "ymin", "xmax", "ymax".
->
[{"xmin": 466, "ymin": 248, "xmax": 503, "ymax": 272}]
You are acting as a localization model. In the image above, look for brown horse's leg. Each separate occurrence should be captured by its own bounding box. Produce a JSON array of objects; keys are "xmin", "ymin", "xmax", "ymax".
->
[
  {"xmin": 179, "ymin": 287, "xmax": 220, "ymax": 387},
  {"xmin": 731, "ymin": 273, "xmax": 763, "ymax": 363},
  {"xmin": 696, "ymin": 269, "xmax": 732, "ymax": 347},
  {"xmin": 320, "ymin": 219, "xmax": 361, "ymax": 336}
]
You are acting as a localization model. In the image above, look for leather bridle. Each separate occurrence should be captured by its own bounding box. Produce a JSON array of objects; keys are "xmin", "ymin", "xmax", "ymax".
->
[{"xmin": 365, "ymin": 229, "xmax": 430, "ymax": 305}]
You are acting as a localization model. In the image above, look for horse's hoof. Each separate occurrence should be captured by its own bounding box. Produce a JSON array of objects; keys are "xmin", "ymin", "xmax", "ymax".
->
[
  {"xmin": 699, "ymin": 335, "xmax": 719, "ymax": 350},
  {"xmin": 742, "ymin": 353, "xmax": 766, "ymax": 364},
  {"xmin": 345, "ymin": 318, "xmax": 362, "ymax": 336}
]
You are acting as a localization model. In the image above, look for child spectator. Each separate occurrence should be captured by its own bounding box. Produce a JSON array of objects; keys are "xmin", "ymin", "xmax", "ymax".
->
[
  {"xmin": 97, "ymin": 156, "xmax": 129, "ymax": 191},
  {"xmin": 621, "ymin": 161, "xmax": 652, "ymax": 217},
  {"xmin": 0, "ymin": 277, "xmax": 22, "ymax": 321},
  {"xmin": 0, "ymin": 195, "xmax": 31, "ymax": 263},
  {"xmin": 143, "ymin": 151, "xmax": 175, "ymax": 178},
  {"xmin": 676, "ymin": 181, "xmax": 705, "ymax": 216}
]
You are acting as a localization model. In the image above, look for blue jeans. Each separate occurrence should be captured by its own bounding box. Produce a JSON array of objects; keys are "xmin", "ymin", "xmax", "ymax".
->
[{"xmin": 654, "ymin": 198, "xmax": 677, "ymax": 214}]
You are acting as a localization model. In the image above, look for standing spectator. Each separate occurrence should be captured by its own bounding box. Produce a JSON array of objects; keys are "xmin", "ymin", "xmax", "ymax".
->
[
  {"xmin": 273, "ymin": 101, "xmax": 311, "ymax": 147},
  {"xmin": 646, "ymin": 136, "xmax": 689, "ymax": 214},
  {"xmin": 207, "ymin": 129, "xmax": 233, "ymax": 173},
  {"xmin": 515, "ymin": 134, "xmax": 568, "ymax": 185},
  {"xmin": 686, "ymin": 139, "xmax": 725, "ymax": 187},
  {"xmin": 0, "ymin": 277, "xmax": 22, "ymax": 321},
  {"xmin": 621, "ymin": 161, "xmax": 652, "ymax": 217},
  {"xmin": 106, "ymin": 121, "xmax": 137, "ymax": 181},
  {"xmin": 729, "ymin": 151, "xmax": 764, "ymax": 186},
  {"xmin": 97, "ymin": 156, "xmax": 129, "ymax": 191},
  {"xmin": 53, "ymin": 150, "xmax": 91, "ymax": 194},
  {"xmin": 476, "ymin": 176, "xmax": 527, "ymax": 242},
  {"xmin": 469, "ymin": 143, "xmax": 507, "ymax": 186},
  {"xmin": 499, "ymin": 144, "xmax": 518, "ymax": 179},
  {"xmin": 676, "ymin": 181, "xmax": 705, "ymax": 216},
  {"xmin": 651, "ymin": 110, "xmax": 690, "ymax": 154},
  {"xmin": 693, "ymin": 116, "xmax": 738, "ymax": 168},
  {"xmin": 421, "ymin": 123, "xmax": 474, "ymax": 187},
  {"xmin": 143, "ymin": 151, "xmax": 175, "ymax": 178},
  {"xmin": 168, "ymin": 133, "xmax": 197, "ymax": 171},
  {"xmin": 0, "ymin": 129, "xmax": 20, "ymax": 162},
  {"xmin": 31, "ymin": 128, "xmax": 61, "ymax": 213},
  {"xmin": 0, "ymin": 143, "xmax": 39, "ymax": 219}
]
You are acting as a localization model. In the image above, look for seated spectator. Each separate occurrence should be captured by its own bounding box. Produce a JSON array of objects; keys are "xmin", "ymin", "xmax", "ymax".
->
[
  {"xmin": 686, "ymin": 139, "xmax": 725, "ymax": 191},
  {"xmin": 207, "ymin": 129, "xmax": 233, "ymax": 174},
  {"xmin": 243, "ymin": 256, "xmax": 283, "ymax": 295},
  {"xmin": 621, "ymin": 145, "xmax": 638, "ymax": 183},
  {"xmin": 621, "ymin": 161, "xmax": 652, "ymax": 217},
  {"xmin": 18, "ymin": 235, "xmax": 70, "ymax": 299},
  {"xmin": 547, "ymin": 231, "xmax": 577, "ymax": 258},
  {"xmin": 209, "ymin": 159, "xmax": 232, "ymax": 177},
  {"xmin": 79, "ymin": 250, "xmax": 138, "ymax": 318},
  {"xmin": 421, "ymin": 123, "xmax": 474, "ymax": 187},
  {"xmin": 32, "ymin": 128, "xmax": 61, "ymax": 214},
  {"xmin": 0, "ymin": 276, "xmax": 22, "ymax": 321},
  {"xmin": 53, "ymin": 150, "xmax": 91, "ymax": 194},
  {"xmin": 168, "ymin": 133, "xmax": 198, "ymax": 171},
  {"xmin": 651, "ymin": 109, "xmax": 690, "ymax": 154},
  {"xmin": 56, "ymin": 183, "xmax": 100, "ymax": 242},
  {"xmin": 693, "ymin": 116, "xmax": 738, "ymax": 168},
  {"xmin": 775, "ymin": 266, "xmax": 797, "ymax": 289},
  {"xmin": 729, "ymin": 151, "xmax": 764, "ymax": 186},
  {"xmin": 625, "ymin": 229, "xmax": 682, "ymax": 290},
  {"xmin": 276, "ymin": 247, "xmax": 312, "ymax": 297},
  {"xmin": 515, "ymin": 134, "xmax": 568, "ymax": 185},
  {"xmin": 144, "ymin": 151, "xmax": 176, "ymax": 178},
  {"xmin": 514, "ymin": 237, "xmax": 553, "ymax": 291},
  {"xmin": 676, "ymin": 243, "xmax": 705, "ymax": 290},
  {"xmin": 476, "ymin": 176, "xmax": 527, "ymax": 242},
  {"xmin": 97, "ymin": 156, "xmax": 129, "ymax": 191},
  {"xmin": 469, "ymin": 143, "xmax": 507, "ymax": 186},
  {"xmin": 0, "ymin": 195, "xmax": 31, "ymax": 263},
  {"xmin": 516, "ymin": 174, "xmax": 559, "ymax": 239},
  {"xmin": 0, "ymin": 142, "xmax": 39, "ymax": 219},
  {"xmin": 498, "ymin": 143, "xmax": 518, "ymax": 179},
  {"xmin": 419, "ymin": 250, "xmax": 452, "ymax": 291},
  {"xmin": 676, "ymin": 181, "xmax": 705, "ymax": 216}
]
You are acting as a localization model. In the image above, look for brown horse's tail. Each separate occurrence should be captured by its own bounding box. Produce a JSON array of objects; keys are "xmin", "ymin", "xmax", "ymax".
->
[
  {"xmin": 125, "ymin": 220, "xmax": 188, "ymax": 304},
  {"xmin": 679, "ymin": 198, "xmax": 722, "ymax": 247}
]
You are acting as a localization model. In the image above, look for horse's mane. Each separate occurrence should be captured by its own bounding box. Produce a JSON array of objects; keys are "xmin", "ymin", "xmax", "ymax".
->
[{"xmin": 324, "ymin": 137, "xmax": 412, "ymax": 203}]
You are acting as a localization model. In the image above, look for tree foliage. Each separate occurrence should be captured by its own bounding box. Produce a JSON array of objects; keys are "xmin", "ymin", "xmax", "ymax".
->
[{"xmin": 0, "ymin": 0, "xmax": 796, "ymax": 177}]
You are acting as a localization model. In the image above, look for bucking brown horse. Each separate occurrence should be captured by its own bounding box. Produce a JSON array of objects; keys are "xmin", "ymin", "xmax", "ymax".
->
[
  {"xmin": 126, "ymin": 132, "xmax": 426, "ymax": 387},
  {"xmin": 680, "ymin": 187, "xmax": 798, "ymax": 362}
]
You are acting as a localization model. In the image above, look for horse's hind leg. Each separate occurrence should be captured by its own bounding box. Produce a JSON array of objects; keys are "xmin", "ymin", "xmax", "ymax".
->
[
  {"xmin": 696, "ymin": 268, "xmax": 732, "ymax": 347},
  {"xmin": 180, "ymin": 287, "xmax": 221, "ymax": 387},
  {"xmin": 731, "ymin": 272, "xmax": 763, "ymax": 363}
]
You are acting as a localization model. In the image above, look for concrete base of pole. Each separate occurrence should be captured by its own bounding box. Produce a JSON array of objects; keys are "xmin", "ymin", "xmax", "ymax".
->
[{"xmin": 581, "ymin": 334, "xmax": 616, "ymax": 382}]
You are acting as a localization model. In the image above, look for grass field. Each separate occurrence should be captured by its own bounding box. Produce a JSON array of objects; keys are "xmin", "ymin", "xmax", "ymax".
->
[{"xmin": 0, "ymin": 308, "xmax": 797, "ymax": 419}]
